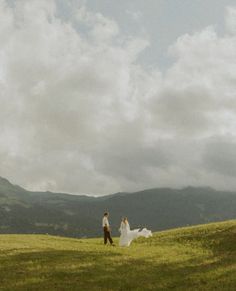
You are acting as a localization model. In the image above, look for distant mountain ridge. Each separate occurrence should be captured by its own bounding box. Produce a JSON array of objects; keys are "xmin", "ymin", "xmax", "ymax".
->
[{"xmin": 1, "ymin": 176, "xmax": 236, "ymax": 237}]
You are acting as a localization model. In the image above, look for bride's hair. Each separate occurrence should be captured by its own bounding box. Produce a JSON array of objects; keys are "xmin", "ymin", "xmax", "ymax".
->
[{"xmin": 122, "ymin": 217, "xmax": 128, "ymax": 224}]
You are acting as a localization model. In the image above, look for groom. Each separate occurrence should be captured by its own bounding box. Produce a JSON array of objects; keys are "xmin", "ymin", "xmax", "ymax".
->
[{"xmin": 102, "ymin": 212, "xmax": 114, "ymax": 246}]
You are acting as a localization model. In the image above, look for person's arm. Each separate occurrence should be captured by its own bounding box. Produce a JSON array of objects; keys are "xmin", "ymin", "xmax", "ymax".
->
[
  {"xmin": 104, "ymin": 217, "xmax": 109, "ymax": 230},
  {"xmin": 120, "ymin": 222, "xmax": 125, "ymax": 232},
  {"xmin": 126, "ymin": 222, "xmax": 130, "ymax": 231}
]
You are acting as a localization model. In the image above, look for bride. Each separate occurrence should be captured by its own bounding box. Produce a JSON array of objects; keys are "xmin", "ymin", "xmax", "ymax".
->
[{"xmin": 119, "ymin": 217, "xmax": 152, "ymax": 247}]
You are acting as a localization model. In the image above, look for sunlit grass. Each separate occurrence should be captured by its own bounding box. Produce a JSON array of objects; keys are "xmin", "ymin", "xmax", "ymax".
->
[{"xmin": 1, "ymin": 220, "xmax": 236, "ymax": 290}]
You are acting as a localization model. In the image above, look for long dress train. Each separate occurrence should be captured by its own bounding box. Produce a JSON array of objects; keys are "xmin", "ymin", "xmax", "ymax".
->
[{"xmin": 119, "ymin": 221, "xmax": 152, "ymax": 247}]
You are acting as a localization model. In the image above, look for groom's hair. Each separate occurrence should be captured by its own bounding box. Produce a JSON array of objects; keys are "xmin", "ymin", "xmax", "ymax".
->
[{"xmin": 104, "ymin": 212, "xmax": 108, "ymax": 216}]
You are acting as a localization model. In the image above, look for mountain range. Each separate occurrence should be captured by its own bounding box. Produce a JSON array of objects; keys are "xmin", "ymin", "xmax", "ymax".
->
[{"xmin": 1, "ymin": 176, "xmax": 236, "ymax": 238}]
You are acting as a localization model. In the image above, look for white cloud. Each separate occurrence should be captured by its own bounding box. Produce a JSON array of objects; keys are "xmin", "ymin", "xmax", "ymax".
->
[
  {"xmin": 76, "ymin": 5, "xmax": 119, "ymax": 42},
  {"xmin": 125, "ymin": 10, "xmax": 142, "ymax": 21},
  {"xmin": 225, "ymin": 6, "xmax": 236, "ymax": 34},
  {"xmin": 0, "ymin": 1, "xmax": 236, "ymax": 194}
]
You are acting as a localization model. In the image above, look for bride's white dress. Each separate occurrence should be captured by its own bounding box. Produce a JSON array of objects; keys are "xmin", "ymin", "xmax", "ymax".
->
[{"xmin": 119, "ymin": 221, "xmax": 152, "ymax": 247}]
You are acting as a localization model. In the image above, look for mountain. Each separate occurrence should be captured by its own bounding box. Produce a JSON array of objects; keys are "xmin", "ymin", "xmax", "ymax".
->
[
  {"xmin": 1, "ymin": 176, "xmax": 236, "ymax": 237},
  {"xmin": 1, "ymin": 220, "xmax": 236, "ymax": 290}
]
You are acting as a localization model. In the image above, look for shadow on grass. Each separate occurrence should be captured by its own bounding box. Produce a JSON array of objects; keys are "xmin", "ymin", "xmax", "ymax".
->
[{"xmin": 1, "ymin": 246, "xmax": 236, "ymax": 291}]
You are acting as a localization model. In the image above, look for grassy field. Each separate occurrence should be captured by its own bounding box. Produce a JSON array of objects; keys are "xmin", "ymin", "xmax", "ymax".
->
[{"xmin": 1, "ymin": 220, "xmax": 236, "ymax": 290}]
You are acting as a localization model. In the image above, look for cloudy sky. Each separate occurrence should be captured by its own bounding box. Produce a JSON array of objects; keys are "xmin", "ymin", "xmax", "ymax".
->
[{"xmin": 1, "ymin": 0, "xmax": 236, "ymax": 195}]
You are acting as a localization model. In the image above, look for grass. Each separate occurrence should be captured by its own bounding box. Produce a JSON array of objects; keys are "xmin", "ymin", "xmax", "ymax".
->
[{"xmin": 1, "ymin": 220, "xmax": 236, "ymax": 290}]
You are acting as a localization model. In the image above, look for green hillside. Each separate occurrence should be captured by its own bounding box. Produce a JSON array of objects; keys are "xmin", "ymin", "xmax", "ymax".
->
[
  {"xmin": 1, "ymin": 220, "xmax": 236, "ymax": 290},
  {"xmin": 2, "ymin": 176, "xmax": 236, "ymax": 238}
]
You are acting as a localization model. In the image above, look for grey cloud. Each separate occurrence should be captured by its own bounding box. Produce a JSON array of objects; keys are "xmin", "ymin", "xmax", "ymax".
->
[
  {"xmin": 150, "ymin": 87, "xmax": 214, "ymax": 135},
  {"xmin": 1, "ymin": 1, "xmax": 236, "ymax": 195},
  {"xmin": 202, "ymin": 137, "xmax": 236, "ymax": 177}
]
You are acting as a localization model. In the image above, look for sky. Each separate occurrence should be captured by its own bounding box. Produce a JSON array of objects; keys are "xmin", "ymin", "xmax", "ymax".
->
[{"xmin": 0, "ymin": 0, "xmax": 236, "ymax": 195}]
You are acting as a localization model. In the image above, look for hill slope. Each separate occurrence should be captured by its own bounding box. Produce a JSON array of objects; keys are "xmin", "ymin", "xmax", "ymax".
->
[
  {"xmin": 0, "ymin": 220, "xmax": 236, "ymax": 290},
  {"xmin": 1, "ymin": 176, "xmax": 236, "ymax": 237}
]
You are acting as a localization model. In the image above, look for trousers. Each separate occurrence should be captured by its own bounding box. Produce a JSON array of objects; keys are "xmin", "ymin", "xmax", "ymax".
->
[{"xmin": 103, "ymin": 226, "xmax": 113, "ymax": 244}]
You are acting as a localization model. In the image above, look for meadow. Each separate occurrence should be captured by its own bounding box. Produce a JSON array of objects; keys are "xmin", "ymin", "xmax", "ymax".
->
[{"xmin": 1, "ymin": 220, "xmax": 236, "ymax": 290}]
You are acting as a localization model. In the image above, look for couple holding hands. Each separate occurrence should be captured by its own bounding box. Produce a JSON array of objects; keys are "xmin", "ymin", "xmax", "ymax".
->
[{"xmin": 102, "ymin": 212, "xmax": 152, "ymax": 247}]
